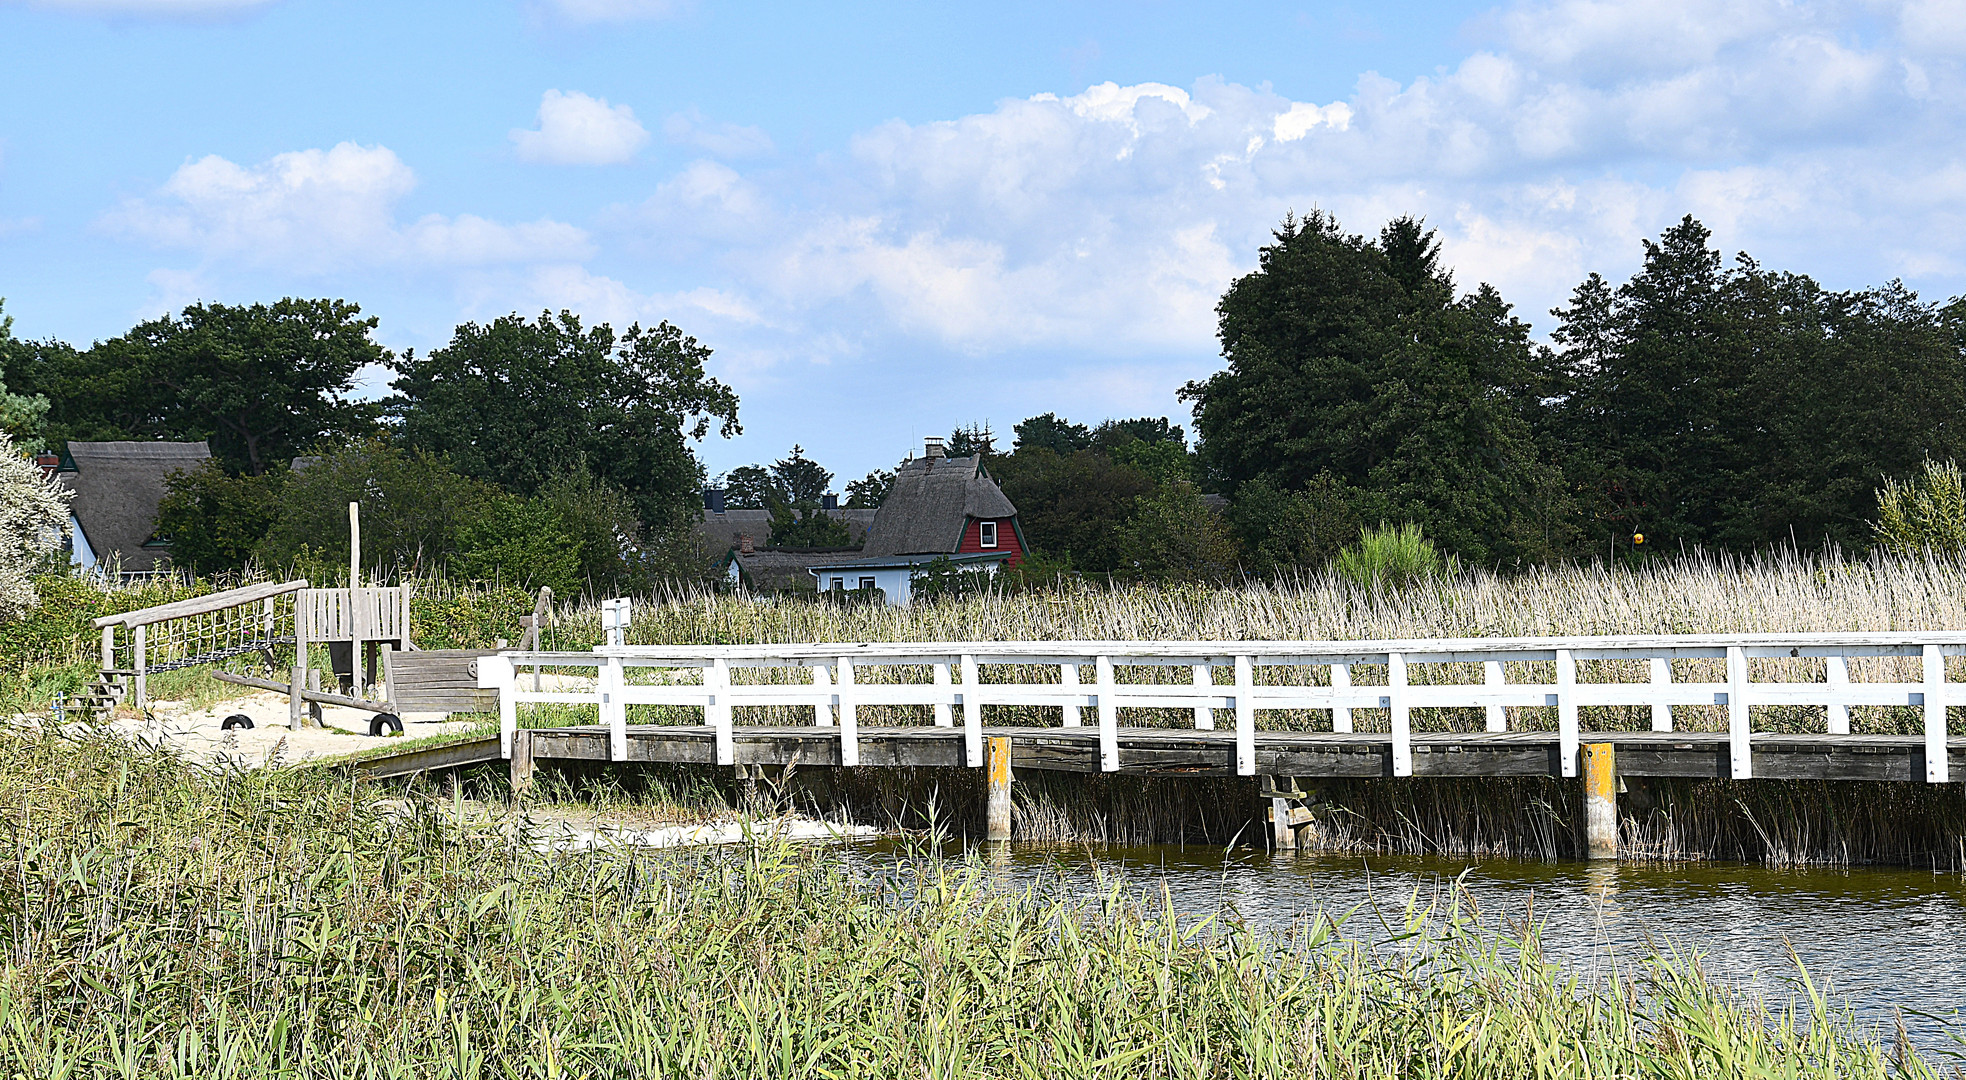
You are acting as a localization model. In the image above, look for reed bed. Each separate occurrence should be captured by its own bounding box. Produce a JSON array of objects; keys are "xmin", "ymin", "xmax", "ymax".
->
[{"xmin": 0, "ymin": 728, "xmax": 1942, "ymax": 1078}]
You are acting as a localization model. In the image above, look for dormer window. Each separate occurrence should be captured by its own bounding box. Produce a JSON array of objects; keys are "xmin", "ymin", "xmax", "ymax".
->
[{"xmin": 980, "ymin": 521, "xmax": 998, "ymax": 548}]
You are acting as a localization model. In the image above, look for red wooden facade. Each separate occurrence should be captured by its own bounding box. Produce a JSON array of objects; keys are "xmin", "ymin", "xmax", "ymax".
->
[{"xmin": 955, "ymin": 517, "xmax": 1024, "ymax": 567}]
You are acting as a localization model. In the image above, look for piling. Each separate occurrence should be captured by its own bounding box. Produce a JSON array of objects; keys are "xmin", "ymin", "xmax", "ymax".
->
[
  {"xmin": 985, "ymin": 736, "xmax": 1012, "ymax": 841},
  {"xmin": 509, "ymin": 728, "xmax": 535, "ymax": 799},
  {"xmin": 1583, "ymin": 742, "xmax": 1617, "ymax": 860}
]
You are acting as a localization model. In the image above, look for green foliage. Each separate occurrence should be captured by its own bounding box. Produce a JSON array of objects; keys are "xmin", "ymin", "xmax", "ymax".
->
[
  {"xmin": 407, "ymin": 583, "xmax": 539, "ymax": 649},
  {"xmin": 390, "ymin": 311, "xmax": 739, "ymax": 527},
  {"xmin": 1092, "ymin": 415, "xmax": 1185, "ymax": 450},
  {"xmin": 255, "ymin": 440, "xmax": 498, "ymax": 579},
  {"xmin": 1013, "ymin": 412, "xmax": 1092, "ymax": 454},
  {"xmin": 1230, "ymin": 473, "xmax": 1362, "ymax": 577},
  {"xmin": 1872, "ymin": 459, "xmax": 1966, "ymax": 556},
  {"xmin": 532, "ymin": 470, "xmax": 654, "ymax": 595},
  {"xmin": 844, "ymin": 468, "xmax": 894, "ymax": 508},
  {"xmin": 1184, "ymin": 212, "xmax": 1567, "ymax": 566},
  {"xmin": 4, "ymin": 299, "xmax": 384, "ymax": 475},
  {"xmin": 996, "ymin": 548, "xmax": 1077, "ymax": 592},
  {"xmin": 767, "ymin": 504, "xmax": 854, "ymax": 549},
  {"xmin": 452, "ymin": 496, "xmax": 584, "ymax": 596},
  {"xmin": 1106, "ymin": 437, "xmax": 1193, "ymax": 486},
  {"xmin": 770, "ymin": 444, "xmax": 832, "ymax": 505},
  {"xmin": 946, "ymin": 421, "xmax": 996, "ymax": 457},
  {"xmin": 1334, "ymin": 522, "xmax": 1459, "ymax": 588},
  {"xmin": 720, "ymin": 464, "xmax": 776, "ymax": 509},
  {"xmin": 1114, "ymin": 480, "xmax": 1240, "ymax": 583},
  {"xmin": 0, "ymin": 304, "xmax": 49, "ymax": 452},
  {"xmin": 909, "ymin": 555, "xmax": 996, "ymax": 599},
  {"xmin": 989, "ymin": 448, "xmax": 1154, "ymax": 574},
  {"xmin": 153, "ymin": 460, "xmax": 286, "ymax": 577}
]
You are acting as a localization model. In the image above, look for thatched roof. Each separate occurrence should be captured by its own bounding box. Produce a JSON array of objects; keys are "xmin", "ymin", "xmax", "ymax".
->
[
  {"xmin": 862, "ymin": 454, "xmax": 1016, "ymax": 556},
  {"xmin": 724, "ymin": 548, "xmax": 866, "ymax": 591},
  {"xmin": 61, "ymin": 440, "xmax": 210, "ymax": 574},
  {"xmin": 696, "ymin": 508, "xmax": 876, "ymax": 553}
]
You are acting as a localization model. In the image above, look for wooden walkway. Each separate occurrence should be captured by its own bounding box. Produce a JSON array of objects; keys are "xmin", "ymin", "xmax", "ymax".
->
[{"xmin": 506, "ymin": 724, "xmax": 1966, "ymax": 783}]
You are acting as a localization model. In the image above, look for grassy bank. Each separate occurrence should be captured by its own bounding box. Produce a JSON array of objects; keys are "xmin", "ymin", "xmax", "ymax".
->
[{"xmin": 0, "ymin": 728, "xmax": 1942, "ymax": 1078}]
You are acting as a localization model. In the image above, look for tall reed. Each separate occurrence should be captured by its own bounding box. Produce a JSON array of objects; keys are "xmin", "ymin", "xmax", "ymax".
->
[{"xmin": 0, "ymin": 728, "xmax": 1937, "ymax": 1078}]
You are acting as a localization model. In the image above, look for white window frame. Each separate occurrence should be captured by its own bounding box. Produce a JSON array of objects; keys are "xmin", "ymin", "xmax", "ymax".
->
[
  {"xmin": 831, "ymin": 577, "xmax": 844, "ymax": 591},
  {"xmin": 859, "ymin": 576, "xmax": 877, "ymax": 591},
  {"xmin": 979, "ymin": 521, "xmax": 998, "ymax": 548}
]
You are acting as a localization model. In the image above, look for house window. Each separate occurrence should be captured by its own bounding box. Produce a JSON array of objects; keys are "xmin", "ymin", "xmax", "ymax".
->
[
  {"xmin": 859, "ymin": 576, "xmax": 876, "ymax": 591},
  {"xmin": 980, "ymin": 521, "xmax": 998, "ymax": 548},
  {"xmin": 831, "ymin": 577, "xmax": 844, "ymax": 591}
]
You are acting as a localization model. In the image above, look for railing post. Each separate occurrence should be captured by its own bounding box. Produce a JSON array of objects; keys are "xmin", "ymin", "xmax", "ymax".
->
[
  {"xmin": 605, "ymin": 656, "xmax": 627, "ymax": 762},
  {"xmin": 1060, "ymin": 662, "xmax": 1081, "ymax": 727},
  {"xmin": 1234, "ymin": 654, "xmax": 1255, "ymax": 776},
  {"xmin": 961, "ymin": 653, "xmax": 982, "ymax": 767},
  {"xmin": 1483, "ymin": 659, "xmax": 1506, "ymax": 733},
  {"xmin": 1649, "ymin": 657, "xmax": 1673, "ymax": 732},
  {"xmin": 1726, "ymin": 645, "xmax": 1751, "ymax": 779},
  {"xmin": 1924, "ymin": 644, "xmax": 1948, "ymax": 783},
  {"xmin": 133, "ymin": 624, "xmax": 147, "ymax": 711},
  {"xmin": 1193, "ymin": 664, "xmax": 1215, "ymax": 730},
  {"xmin": 1556, "ymin": 648, "xmax": 1578, "ymax": 779},
  {"xmin": 836, "ymin": 657, "xmax": 858, "ymax": 767},
  {"xmin": 812, "ymin": 663, "xmax": 834, "ymax": 727},
  {"xmin": 1826, "ymin": 654, "xmax": 1850, "ymax": 735},
  {"xmin": 1331, "ymin": 662, "xmax": 1353, "ymax": 733},
  {"xmin": 932, "ymin": 661, "xmax": 953, "ymax": 727},
  {"xmin": 1388, "ymin": 652, "xmax": 1411, "ymax": 777},
  {"xmin": 480, "ymin": 653, "xmax": 515, "ymax": 758},
  {"xmin": 708, "ymin": 658, "xmax": 734, "ymax": 766},
  {"xmin": 1096, "ymin": 655, "xmax": 1118, "ymax": 772}
]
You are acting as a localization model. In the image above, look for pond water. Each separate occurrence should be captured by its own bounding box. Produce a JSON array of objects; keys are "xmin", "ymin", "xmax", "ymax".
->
[{"xmin": 877, "ymin": 841, "xmax": 1966, "ymax": 1050}]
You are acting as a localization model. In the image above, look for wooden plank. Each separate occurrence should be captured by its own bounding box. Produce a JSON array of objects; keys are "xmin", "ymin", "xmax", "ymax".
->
[
  {"xmin": 92, "ymin": 579, "xmax": 309, "ymax": 630},
  {"xmin": 351, "ymin": 736, "xmax": 503, "ymax": 778}
]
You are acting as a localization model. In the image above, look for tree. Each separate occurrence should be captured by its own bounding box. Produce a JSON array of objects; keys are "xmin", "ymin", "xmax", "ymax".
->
[
  {"xmin": 1229, "ymin": 474, "xmax": 1361, "ymax": 577},
  {"xmin": 1182, "ymin": 212, "xmax": 1568, "ymax": 564},
  {"xmin": 989, "ymin": 448, "xmax": 1154, "ymax": 573},
  {"xmin": 768, "ymin": 506, "xmax": 853, "ymax": 549},
  {"xmin": 1114, "ymin": 480, "xmax": 1240, "ymax": 583},
  {"xmin": 153, "ymin": 461, "xmax": 286, "ymax": 577},
  {"xmin": 453, "ymin": 496, "xmax": 583, "ymax": 597},
  {"xmin": 1013, "ymin": 413, "xmax": 1092, "ymax": 454},
  {"xmin": 770, "ymin": 445, "xmax": 832, "ymax": 506},
  {"xmin": 721, "ymin": 465, "xmax": 779, "ymax": 509},
  {"xmin": 947, "ymin": 422, "xmax": 996, "ymax": 457},
  {"xmin": 0, "ymin": 302, "xmax": 49, "ymax": 452},
  {"xmin": 256, "ymin": 440, "xmax": 498, "ymax": 579},
  {"xmin": 845, "ymin": 468, "xmax": 894, "ymax": 509},
  {"xmin": 1092, "ymin": 416, "xmax": 1185, "ymax": 450},
  {"xmin": 0, "ymin": 430, "xmax": 70, "ymax": 621},
  {"xmin": 5, "ymin": 300, "xmax": 384, "ymax": 475},
  {"xmin": 390, "ymin": 311, "xmax": 740, "ymax": 527}
]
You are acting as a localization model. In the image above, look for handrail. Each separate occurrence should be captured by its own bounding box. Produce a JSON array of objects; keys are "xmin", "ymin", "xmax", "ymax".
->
[
  {"xmin": 91, "ymin": 579, "xmax": 309, "ymax": 630},
  {"xmin": 479, "ymin": 631, "xmax": 1966, "ymax": 785}
]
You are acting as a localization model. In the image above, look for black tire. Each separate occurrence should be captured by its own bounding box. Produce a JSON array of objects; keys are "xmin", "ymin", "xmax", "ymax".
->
[
  {"xmin": 221, "ymin": 714, "xmax": 254, "ymax": 731},
  {"xmin": 369, "ymin": 712, "xmax": 404, "ymax": 737}
]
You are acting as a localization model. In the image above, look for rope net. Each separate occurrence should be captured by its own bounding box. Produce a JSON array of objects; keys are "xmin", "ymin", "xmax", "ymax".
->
[{"xmin": 117, "ymin": 595, "xmax": 298, "ymax": 674}]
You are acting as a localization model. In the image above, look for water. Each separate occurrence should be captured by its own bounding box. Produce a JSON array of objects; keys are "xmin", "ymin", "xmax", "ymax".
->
[{"xmin": 878, "ymin": 841, "xmax": 1966, "ymax": 1047}]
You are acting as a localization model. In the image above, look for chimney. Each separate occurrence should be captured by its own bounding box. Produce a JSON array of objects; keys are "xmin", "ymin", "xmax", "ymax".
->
[
  {"xmin": 924, "ymin": 436, "xmax": 946, "ymax": 459},
  {"xmin": 35, "ymin": 453, "xmax": 59, "ymax": 480},
  {"xmin": 821, "ymin": 493, "xmax": 839, "ymax": 511},
  {"xmin": 703, "ymin": 488, "xmax": 726, "ymax": 514},
  {"xmin": 738, "ymin": 534, "xmax": 754, "ymax": 555}
]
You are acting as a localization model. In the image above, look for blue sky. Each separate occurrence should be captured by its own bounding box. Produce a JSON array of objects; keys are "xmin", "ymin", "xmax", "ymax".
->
[{"xmin": 4, "ymin": 0, "xmax": 1965, "ymax": 488}]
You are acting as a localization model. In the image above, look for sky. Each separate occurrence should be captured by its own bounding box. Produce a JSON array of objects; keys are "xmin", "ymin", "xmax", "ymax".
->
[{"xmin": 3, "ymin": 0, "xmax": 1965, "ymax": 488}]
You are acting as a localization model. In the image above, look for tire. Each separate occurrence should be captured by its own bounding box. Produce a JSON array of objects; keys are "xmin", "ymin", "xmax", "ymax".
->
[
  {"xmin": 369, "ymin": 712, "xmax": 404, "ymax": 737},
  {"xmin": 221, "ymin": 714, "xmax": 254, "ymax": 731}
]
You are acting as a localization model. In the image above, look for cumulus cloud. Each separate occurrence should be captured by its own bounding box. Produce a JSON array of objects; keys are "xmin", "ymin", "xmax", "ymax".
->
[
  {"xmin": 102, "ymin": 142, "xmax": 590, "ymax": 271},
  {"xmin": 511, "ymin": 90, "xmax": 649, "ymax": 166}
]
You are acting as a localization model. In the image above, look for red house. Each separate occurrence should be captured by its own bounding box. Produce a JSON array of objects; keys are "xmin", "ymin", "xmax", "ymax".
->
[{"xmin": 807, "ymin": 437, "xmax": 1026, "ymax": 605}]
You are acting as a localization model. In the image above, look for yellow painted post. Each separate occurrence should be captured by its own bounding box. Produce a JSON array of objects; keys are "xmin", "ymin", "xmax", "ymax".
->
[
  {"xmin": 1583, "ymin": 742, "xmax": 1617, "ymax": 860},
  {"xmin": 985, "ymin": 735, "xmax": 1012, "ymax": 841}
]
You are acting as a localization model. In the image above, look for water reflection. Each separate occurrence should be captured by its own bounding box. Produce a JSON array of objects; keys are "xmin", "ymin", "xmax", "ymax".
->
[{"xmin": 878, "ymin": 841, "xmax": 1966, "ymax": 1044}]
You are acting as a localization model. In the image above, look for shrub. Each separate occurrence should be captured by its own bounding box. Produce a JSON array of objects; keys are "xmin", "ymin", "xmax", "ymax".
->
[
  {"xmin": 1873, "ymin": 458, "xmax": 1966, "ymax": 556},
  {"xmin": 0, "ymin": 431, "xmax": 70, "ymax": 622},
  {"xmin": 1334, "ymin": 521, "xmax": 1458, "ymax": 588}
]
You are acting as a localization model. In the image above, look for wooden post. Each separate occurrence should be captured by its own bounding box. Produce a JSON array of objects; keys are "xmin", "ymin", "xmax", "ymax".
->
[
  {"xmin": 709, "ymin": 658, "xmax": 734, "ymax": 766},
  {"xmin": 1582, "ymin": 742, "xmax": 1617, "ymax": 860},
  {"xmin": 1649, "ymin": 657, "xmax": 1674, "ymax": 732},
  {"xmin": 1060, "ymin": 663, "xmax": 1080, "ymax": 727},
  {"xmin": 1483, "ymin": 659, "xmax": 1506, "ymax": 732},
  {"xmin": 835, "ymin": 656, "xmax": 857, "ymax": 767},
  {"xmin": 133, "ymin": 623, "xmax": 147, "ymax": 710},
  {"xmin": 1234, "ymin": 654, "xmax": 1255, "ymax": 776},
  {"xmin": 985, "ymin": 735, "xmax": 1012, "ymax": 841},
  {"xmin": 288, "ymin": 664, "xmax": 305, "ymax": 730},
  {"xmin": 1556, "ymin": 649, "xmax": 1578, "ymax": 778},
  {"xmin": 509, "ymin": 728, "xmax": 535, "ymax": 799},
  {"xmin": 306, "ymin": 668, "xmax": 323, "ymax": 725},
  {"xmin": 1270, "ymin": 795, "xmax": 1295, "ymax": 850},
  {"xmin": 1726, "ymin": 645, "xmax": 1751, "ymax": 779},
  {"xmin": 348, "ymin": 502, "xmax": 363, "ymax": 699},
  {"xmin": 100, "ymin": 625, "xmax": 114, "ymax": 670},
  {"xmin": 1331, "ymin": 662, "xmax": 1353, "ymax": 733},
  {"xmin": 1826, "ymin": 654, "xmax": 1850, "ymax": 735},
  {"xmin": 930, "ymin": 661, "xmax": 950, "ymax": 727},
  {"xmin": 1387, "ymin": 652, "xmax": 1410, "ymax": 778},
  {"xmin": 1096, "ymin": 655, "xmax": 1118, "ymax": 772},
  {"xmin": 1192, "ymin": 664, "xmax": 1214, "ymax": 730},
  {"xmin": 1924, "ymin": 644, "xmax": 1948, "ymax": 783},
  {"xmin": 961, "ymin": 653, "xmax": 982, "ymax": 767},
  {"xmin": 812, "ymin": 663, "xmax": 834, "ymax": 726}
]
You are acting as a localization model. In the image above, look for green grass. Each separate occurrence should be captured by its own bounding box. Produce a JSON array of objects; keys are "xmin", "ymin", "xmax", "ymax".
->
[{"xmin": 0, "ymin": 727, "xmax": 1942, "ymax": 1078}]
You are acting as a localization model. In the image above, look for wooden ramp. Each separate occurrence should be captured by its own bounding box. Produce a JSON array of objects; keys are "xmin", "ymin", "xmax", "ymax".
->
[{"xmin": 348, "ymin": 735, "xmax": 502, "ymax": 779}]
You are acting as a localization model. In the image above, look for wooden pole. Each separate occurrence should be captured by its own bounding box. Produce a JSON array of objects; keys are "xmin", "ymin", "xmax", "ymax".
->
[
  {"xmin": 1583, "ymin": 742, "xmax": 1617, "ymax": 860},
  {"xmin": 985, "ymin": 735, "xmax": 1012, "ymax": 841},
  {"xmin": 348, "ymin": 502, "xmax": 363, "ymax": 699},
  {"xmin": 289, "ymin": 664, "xmax": 305, "ymax": 730},
  {"xmin": 509, "ymin": 728, "xmax": 536, "ymax": 800},
  {"xmin": 133, "ymin": 624, "xmax": 147, "ymax": 710},
  {"xmin": 1270, "ymin": 795, "xmax": 1295, "ymax": 850}
]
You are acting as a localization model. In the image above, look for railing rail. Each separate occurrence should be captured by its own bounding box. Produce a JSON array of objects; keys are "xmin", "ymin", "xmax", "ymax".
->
[{"xmin": 478, "ymin": 632, "xmax": 1966, "ymax": 783}]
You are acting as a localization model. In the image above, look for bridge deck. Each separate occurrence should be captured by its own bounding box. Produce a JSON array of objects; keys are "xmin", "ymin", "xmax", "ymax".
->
[{"xmin": 510, "ymin": 725, "xmax": 1966, "ymax": 783}]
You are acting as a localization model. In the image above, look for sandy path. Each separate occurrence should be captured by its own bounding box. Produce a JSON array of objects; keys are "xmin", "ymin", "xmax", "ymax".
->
[{"xmin": 111, "ymin": 690, "xmax": 484, "ymax": 769}]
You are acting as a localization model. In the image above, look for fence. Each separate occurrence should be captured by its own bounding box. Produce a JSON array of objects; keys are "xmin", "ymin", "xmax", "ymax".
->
[{"xmin": 476, "ymin": 631, "xmax": 1966, "ymax": 783}]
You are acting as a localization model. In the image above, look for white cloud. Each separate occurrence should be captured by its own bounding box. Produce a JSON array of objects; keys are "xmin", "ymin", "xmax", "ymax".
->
[
  {"xmin": 511, "ymin": 90, "xmax": 649, "ymax": 166},
  {"xmin": 664, "ymin": 109, "xmax": 774, "ymax": 158},
  {"xmin": 6, "ymin": 0, "xmax": 275, "ymax": 16},
  {"xmin": 539, "ymin": 0, "xmax": 688, "ymax": 23},
  {"xmin": 103, "ymin": 142, "xmax": 590, "ymax": 271}
]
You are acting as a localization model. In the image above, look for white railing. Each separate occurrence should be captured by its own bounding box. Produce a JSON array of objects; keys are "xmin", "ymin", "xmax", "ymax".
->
[{"xmin": 476, "ymin": 632, "xmax": 1966, "ymax": 782}]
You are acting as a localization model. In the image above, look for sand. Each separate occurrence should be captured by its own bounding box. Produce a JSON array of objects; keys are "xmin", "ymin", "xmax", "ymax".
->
[{"xmin": 100, "ymin": 690, "xmax": 485, "ymax": 770}]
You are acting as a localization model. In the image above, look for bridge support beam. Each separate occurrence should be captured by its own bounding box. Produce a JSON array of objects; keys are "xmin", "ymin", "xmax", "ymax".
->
[
  {"xmin": 985, "ymin": 736, "xmax": 1013, "ymax": 841},
  {"xmin": 509, "ymin": 728, "xmax": 536, "ymax": 800},
  {"xmin": 1583, "ymin": 742, "xmax": 1617, "ymax": 860}
]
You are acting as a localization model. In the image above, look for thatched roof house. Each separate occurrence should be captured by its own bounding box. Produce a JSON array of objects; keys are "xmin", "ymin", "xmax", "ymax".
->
[{"xmin": 57, "ymin": 440, "xmax": 210, "ymax": 576}]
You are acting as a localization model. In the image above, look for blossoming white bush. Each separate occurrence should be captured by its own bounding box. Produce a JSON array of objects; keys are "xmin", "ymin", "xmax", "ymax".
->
[{"xmin": 0, "ymin": 432, "xmax": 70, "ymax": 622}]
